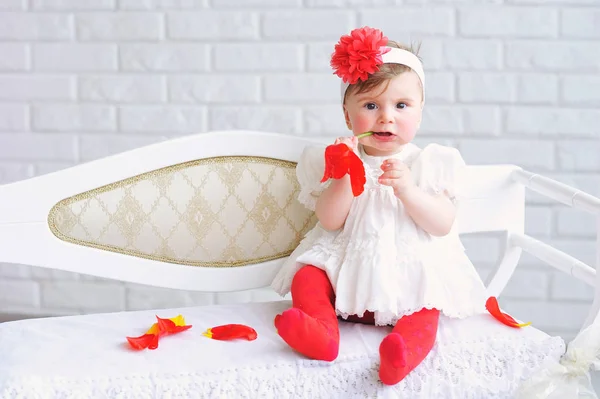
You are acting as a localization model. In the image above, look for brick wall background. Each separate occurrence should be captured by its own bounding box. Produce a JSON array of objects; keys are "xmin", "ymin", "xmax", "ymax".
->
[{"xmin": 0, "ymin": 0, "xmax": 599, "ymax": 350}]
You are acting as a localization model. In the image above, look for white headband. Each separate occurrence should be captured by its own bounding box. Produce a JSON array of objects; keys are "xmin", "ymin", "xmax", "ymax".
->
[{"xmin": 339, "ymin": 46, "xmax": 425, "ymax": 103}]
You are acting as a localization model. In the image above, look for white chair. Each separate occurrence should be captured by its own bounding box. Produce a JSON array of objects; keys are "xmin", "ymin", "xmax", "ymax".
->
[{"xmin": 0, "ymin": 130, "xmax": 598, "ymax": 398}]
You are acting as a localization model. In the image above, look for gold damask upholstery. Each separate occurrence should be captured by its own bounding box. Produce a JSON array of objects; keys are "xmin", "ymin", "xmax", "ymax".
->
[{"xmin": 48, "ymin": 157, "xmax": 317, "ymax": 267}]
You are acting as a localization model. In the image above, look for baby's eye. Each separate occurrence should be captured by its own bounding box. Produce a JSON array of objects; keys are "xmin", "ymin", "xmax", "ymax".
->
[
  {"xmin": 397, "ymin": 103, "xmax": 407, "ymax": 109},
  {"xmin": 364, "ymin": 103, "xmax": 377, "ymax": 110}
]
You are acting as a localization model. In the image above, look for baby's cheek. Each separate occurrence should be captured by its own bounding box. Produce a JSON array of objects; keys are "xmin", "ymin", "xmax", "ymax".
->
[
  {"xmin": 407, "ymin": 116, "xmax": 420, "ymax": 130},
  {"xmin": 353, "ymin": 115, "xmax": 372, "ymax": 130},
  {"xmin": 398, "ymin": 128, "xmax": 417, "ymax": 142}
]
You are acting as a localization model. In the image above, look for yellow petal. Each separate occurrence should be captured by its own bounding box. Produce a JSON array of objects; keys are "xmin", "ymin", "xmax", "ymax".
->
[
  {"xmin": 146, "ymin": 323, "xmax": 159, "ymax": 335},
  {"xmin": 170, "ymin": 315, "xmax": 186, "ymax": 326}
]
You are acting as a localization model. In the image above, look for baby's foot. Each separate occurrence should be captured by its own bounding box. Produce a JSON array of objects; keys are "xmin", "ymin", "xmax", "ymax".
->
[
  {"xmin": 379, "ymin": 332, "xmax": 408, "ymax": 385},
  {"xmin": 274, "ymin": 308, "xmax": 339, "ymax": 361}
]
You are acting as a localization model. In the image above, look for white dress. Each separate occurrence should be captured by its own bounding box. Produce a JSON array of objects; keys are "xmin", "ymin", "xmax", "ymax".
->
[{"xmin": 271, "ymin": 142, "xmax": 489, "ymax": 326}]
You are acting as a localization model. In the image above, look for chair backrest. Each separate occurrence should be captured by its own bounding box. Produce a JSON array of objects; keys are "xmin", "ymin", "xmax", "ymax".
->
[
  {"xmin": 0, "ymin": 130, "xmax": 524, "ymax": 292},
  {"xmin": 456, "ymin": 164, "xmax": 524, "ymax": 236}
]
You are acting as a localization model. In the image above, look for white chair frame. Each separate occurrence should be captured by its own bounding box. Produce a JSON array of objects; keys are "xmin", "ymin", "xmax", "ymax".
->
[{"xmin": 0, "ymin": 130, "xmax": 599, "ymax": 335}]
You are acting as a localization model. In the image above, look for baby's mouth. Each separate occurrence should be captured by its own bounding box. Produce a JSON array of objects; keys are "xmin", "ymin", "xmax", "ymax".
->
[{"xmin": 373, "ymin": 132, "xmax": 394, "ymax": 137}]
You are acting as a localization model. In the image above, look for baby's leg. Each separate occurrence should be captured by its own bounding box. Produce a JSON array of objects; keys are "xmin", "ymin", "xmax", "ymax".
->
[
  {"xmin": 274, "ymin": 265, "xmax": 340, "ymax": 361},
  {"xmin": 379, "ymin": 308, "xmax": 440, "ymax": 385}
]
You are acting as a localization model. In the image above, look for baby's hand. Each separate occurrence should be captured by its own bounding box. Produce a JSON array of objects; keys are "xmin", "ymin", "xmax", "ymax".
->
[
  {"xmin": 334, "ymin": 136, "xmax": 358, "ymax": 152},
  {"xmin": 379, "ymin": 159, "xmax": 417, "ymax": 198}
]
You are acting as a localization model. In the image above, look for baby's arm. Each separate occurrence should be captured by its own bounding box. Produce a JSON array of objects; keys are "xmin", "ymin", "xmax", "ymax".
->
[
  {"xmin": 315, "ymin": 174, "xmax": 354, "ymax": 231},
  {"xmin": 398, "ymin": 188, "xmax": 456, "ymax": 237},
  {"xmin": 379, "ymin": 157, "xmax": 456, "ymax": 236},
  {"xmin": 314, "ymin": 136, "xmax": 358, "ymax": 231}
]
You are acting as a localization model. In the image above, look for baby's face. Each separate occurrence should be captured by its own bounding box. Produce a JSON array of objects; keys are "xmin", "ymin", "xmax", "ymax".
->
[{"xmin": 344, "ymin": 71, "xmax": 423, "ymax": 157}]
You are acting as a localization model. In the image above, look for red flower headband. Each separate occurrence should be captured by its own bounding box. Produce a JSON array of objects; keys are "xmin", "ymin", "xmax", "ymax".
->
[{"xmin": 330, "ymin": 26, "xmax": 391, "ymax": 85}]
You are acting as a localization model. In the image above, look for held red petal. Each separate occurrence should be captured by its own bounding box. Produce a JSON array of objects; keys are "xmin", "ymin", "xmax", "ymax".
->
[
  {"xmin": 202, "ymin": 324, "xmax": 258, "ymax": 341},
  {"xmin": 347, "ymin": 151, "xmax": 367, "ymax": 196},
  {"xmin": 321, "ymin": 143, "xmax": 352, "ymax": 182},
  {"xmin": 320, "ymin": 143, "xmax": 366, "ymax": 197},
  {"xmin": 485, "ymin": 296, "xmax": 531, "ymax": 328}
]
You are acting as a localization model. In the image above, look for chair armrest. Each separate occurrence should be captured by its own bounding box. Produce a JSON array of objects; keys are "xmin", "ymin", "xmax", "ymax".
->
[{"xmin": 512, "ymin": 169, "xmax": 600, "ymax": 215}]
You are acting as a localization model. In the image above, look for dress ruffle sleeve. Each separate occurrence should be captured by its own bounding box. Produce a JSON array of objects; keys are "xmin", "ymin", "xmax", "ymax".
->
[
  {"xmin": 295, "ymin": 145, "xmax": 331, "ymax": 211},
  {"xmin": 411, "ymin": 144, "xmax": 467, "ymax": 203}
]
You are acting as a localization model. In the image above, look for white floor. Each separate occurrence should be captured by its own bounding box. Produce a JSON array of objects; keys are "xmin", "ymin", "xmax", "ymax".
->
[{"xmin": 1, "ymin": 312, "xmax": 599, "ymax": 395}]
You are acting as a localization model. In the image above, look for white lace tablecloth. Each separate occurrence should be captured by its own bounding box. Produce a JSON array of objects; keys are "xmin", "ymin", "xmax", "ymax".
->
[{"xmin": 0, "ymin": 300, "xmax": 565, "ymax": 398}]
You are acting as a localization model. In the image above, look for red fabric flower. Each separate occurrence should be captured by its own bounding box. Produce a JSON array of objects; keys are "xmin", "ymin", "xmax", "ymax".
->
[{"xmin": 330, "ymin": 26, "xmax": 390, "ymax": 84}]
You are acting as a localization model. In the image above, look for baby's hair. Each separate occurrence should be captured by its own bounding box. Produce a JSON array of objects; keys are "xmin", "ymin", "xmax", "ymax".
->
[{"xmin": 343, "ymin": 40, "xmax": 423, "ymax": 103}]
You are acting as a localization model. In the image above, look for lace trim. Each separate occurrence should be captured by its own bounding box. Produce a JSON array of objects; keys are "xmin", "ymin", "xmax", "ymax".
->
[
  {"xmin": 336, "ymin": 304, "xmax": 485, "ymax": 327},
  {"xmin": 0, "ymin": 337, "xmax": 565, "ymax": 399},
  {"xmin": 297, "ymin": 182, "xmax": 330, "ymax": 212}
]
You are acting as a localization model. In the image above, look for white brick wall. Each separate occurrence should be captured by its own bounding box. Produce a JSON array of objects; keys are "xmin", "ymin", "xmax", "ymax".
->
[{"xmin": 0, "ymin": 1, "xmax": 599, "ymax": 347}]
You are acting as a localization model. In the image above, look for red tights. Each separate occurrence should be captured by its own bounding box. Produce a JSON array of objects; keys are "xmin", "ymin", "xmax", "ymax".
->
[{"xmin": 274, "ymin": 265, "xmax": 439, "ymax": 385}]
